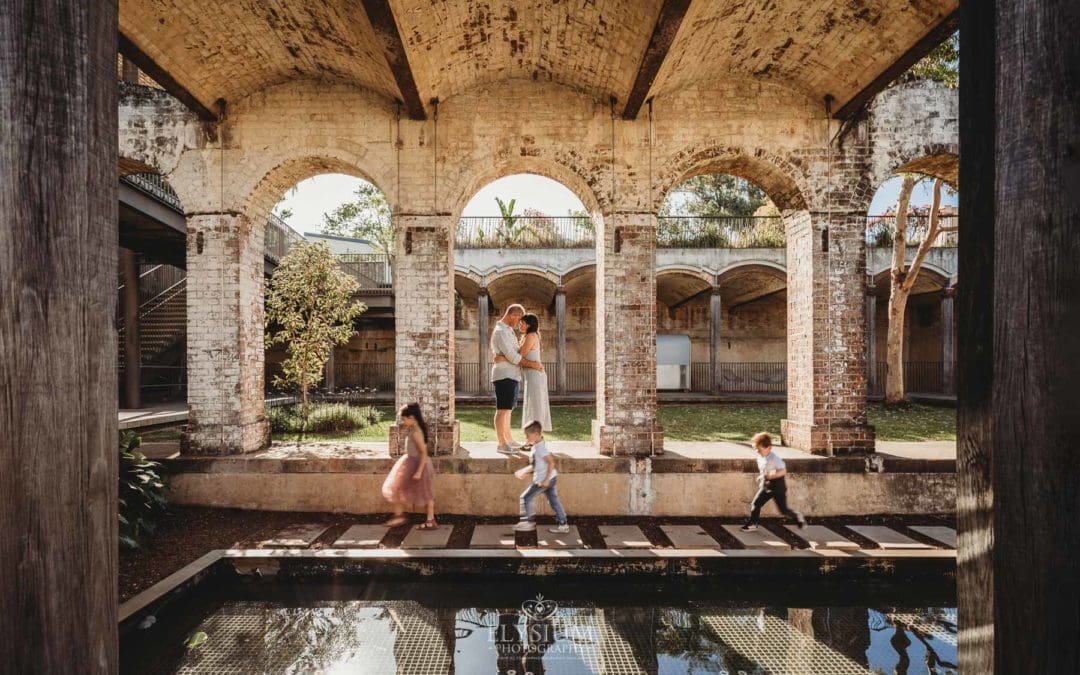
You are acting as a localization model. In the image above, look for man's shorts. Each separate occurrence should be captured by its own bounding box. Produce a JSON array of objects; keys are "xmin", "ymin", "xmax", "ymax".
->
[{"xmin": 493, "ymin": 378, "xmax": 520, "ymax": 410}]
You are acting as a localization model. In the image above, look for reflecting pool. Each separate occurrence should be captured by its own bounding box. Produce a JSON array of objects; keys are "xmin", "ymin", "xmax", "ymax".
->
[{"xmin": 122, "ymin": 578, "xmax": 956, "ymax": 674}]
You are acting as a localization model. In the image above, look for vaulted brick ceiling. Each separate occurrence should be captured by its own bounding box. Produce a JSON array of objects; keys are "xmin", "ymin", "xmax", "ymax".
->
[{"xmin": 120, "ymin": 0, "xmax": 957, "ymax": 114}]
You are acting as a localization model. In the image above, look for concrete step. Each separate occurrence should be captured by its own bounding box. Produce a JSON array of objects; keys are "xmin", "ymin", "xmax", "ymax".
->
[
  {"xmin": 333, "ymin": 524, "xmax": 386, "ymax": 548},
  {"xmin": 848, "ymin": 525, "xmax": 931, "ymax": 550},
  {"xmin": 784, "ymin": 525, "xmax": 858, "ymax": 550},
  {"xmin": 258, "ymin": 524, "xmax": 329, "ymax": 548},
  {"xmin": 598, "ymin": 525, "xmax": 651, "ymax": 549},
  {"xmin": 536, "ymin": 525, "xmax": 584, "ymax": 549},
  {"xmin": 721, "ymin": 525, "xmax": 790, "ymax": 550},
  {"xmin": 470, "ymin": 524, "xmax": 517, "ymax": 549},
  {"xmin": 909, "ymin": 525, "xmax": 957, "ymax": 548},
  {"xmin": 401, "ymin": 524, "xmax": 453, "ymax": 549},
  {"xmin": 660, "ymin": 524, "xmax": 721, "ymax": 549}
]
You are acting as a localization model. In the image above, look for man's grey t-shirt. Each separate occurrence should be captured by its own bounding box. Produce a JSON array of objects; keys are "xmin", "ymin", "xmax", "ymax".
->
[{"xmin": 490, "ymin": 321, "xmax": 523, "ymax": 382}]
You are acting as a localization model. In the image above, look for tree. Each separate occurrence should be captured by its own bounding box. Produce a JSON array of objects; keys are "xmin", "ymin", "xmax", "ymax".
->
[
  {"xmin": 906, "ymin": 32, "xmax": 959, "ymax": 88},
  {"xmin": 321, "ymin": 182, "xmax": 395, "ymax": 265},
  {"xmin": 664, "ymin": 174, "xmax": 769, "ymax": 217},
  {"xmin": 495, "ymin": 196, "xmax": 523, "ymax": 243},
  {"xmin": 265, "ymin": 241, "xmax": 366, "ymax": 411},
  {"xmin": 884, "ymin": 176, "xmax": 956, "ymax": 403}
]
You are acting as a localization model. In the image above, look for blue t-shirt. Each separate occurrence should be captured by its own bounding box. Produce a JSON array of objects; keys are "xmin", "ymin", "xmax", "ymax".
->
[
  {"xmin": 756, "ymin": 451, "xmax": 785, "ymax": 482},
  {"xmin": 531, "ymin": 440, "xmax": 557, "ymax": 484}
]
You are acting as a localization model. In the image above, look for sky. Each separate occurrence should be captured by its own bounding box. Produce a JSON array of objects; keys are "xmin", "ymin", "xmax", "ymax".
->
[{"xmin": 272, "ymin": 172, "xmax": 959, "ymax": 231}]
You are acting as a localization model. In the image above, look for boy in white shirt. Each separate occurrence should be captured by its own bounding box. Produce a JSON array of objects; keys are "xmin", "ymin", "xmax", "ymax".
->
[
  {"xmin": 741, "ymin": 432, "xmax": 806, "ymax": 531},
  {"xmin": 513, "ymin": 420, "xmax": 569, "ymax": 533}
]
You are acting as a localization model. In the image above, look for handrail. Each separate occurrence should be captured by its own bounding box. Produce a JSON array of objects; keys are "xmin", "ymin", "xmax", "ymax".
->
[
  {"xmin": 656, "ymin": 215, "xmax": 785, "ymax": 248},
  {"xmin": 456, "ymin": 216, "xmax": 594, "ymax": 249},
  {"xmin": 866, "ymin": 214, "xmax": 959, "ymax": 247}
]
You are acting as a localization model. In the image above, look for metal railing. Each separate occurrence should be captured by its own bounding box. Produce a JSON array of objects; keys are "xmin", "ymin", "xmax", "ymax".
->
[
  {"xmin": 456, "ymin": 216, "xmax": 595, "ymax": 249},
  {"xmin": 657, "ymin": 216, "xmax": 785, "ymax": 248},
  {"xmin": 337, "ymin": 253, "xmax": 392, "ymax": 291},
  {"xmin": 264, "ymin": 213, "xmax": 306, "ymax": 263},
  {"xmin": 866, "ymin": 214, "xmax": 959, "ymax": 248},
  {"xmin": 871, "ymin": 361, "xmax": 953, "ymax": 395},
  {"xmin": 333, "ymin": 362, "xmax": 396, "ymax": 391},
  {"xmin": 121, "ymin": 173, "xmax": 183, "ymax": 212},
  {"xmin": 715, "ymin": 362, "xmax": 787, "ymax": 393},
  {"xmin": 563, "ymin": 362, "xmax": 594, "ymax": 392}
]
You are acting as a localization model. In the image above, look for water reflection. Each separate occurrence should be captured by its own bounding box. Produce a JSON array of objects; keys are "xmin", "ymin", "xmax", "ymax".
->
[{"xmin": 121, "ymin": 582, "xmax": 957, "ymax": 675}]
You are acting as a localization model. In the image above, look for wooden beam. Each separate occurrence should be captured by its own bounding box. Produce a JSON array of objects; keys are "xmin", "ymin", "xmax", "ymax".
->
[
  {"xmin": 361, "ymin": 0, "xmax": 426, "ymax": 121},
  {"xmin": 621, "ymin": 0, "xmax": 691, "ymax": 120},
  {"xmin": 833, "ymin": 9, "xmax": 959, "ymax": 120},
  {"xmin": 118, "ymin": 32, "xmax": 218, "ymax": 122},
  {"xmin": 2, "ymin": 1, "xmax": 118, "ymax": 671}
]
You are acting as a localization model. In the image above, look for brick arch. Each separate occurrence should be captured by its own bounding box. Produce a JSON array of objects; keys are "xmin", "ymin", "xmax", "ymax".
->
[
  {"xmin": 447, "ymin": 156, "xmax": 604, "ymax": 222},
  {"xmin": 653, "ymin": 146, "xmax": 811, "ymax": 213},
  {"xmin": 485, "ymin": 268, "xmax": 560, "ymax": 309},
  {"xmin": 870, "ymin": 262, "xmax": 952, "ymax": 289},
  {"xmin": 716, "ymin": 261, "xmax": 788, "ymax": 285},
  {"xmin": 242, "ymin": 155, "xmax": 394, "ymax": 223},
  {"xmin": 892, "ymin": 148, "xmax": 960, "ymax": 188},
  {"xmin": 656, "ymin": 265, "xmax": 715, "ymax": 287}
]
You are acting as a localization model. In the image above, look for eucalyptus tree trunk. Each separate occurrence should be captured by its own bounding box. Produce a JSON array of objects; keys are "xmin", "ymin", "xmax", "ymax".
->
[{"xmin": 885, "ymin": 177, "xmax": 952, "ymax": 404}]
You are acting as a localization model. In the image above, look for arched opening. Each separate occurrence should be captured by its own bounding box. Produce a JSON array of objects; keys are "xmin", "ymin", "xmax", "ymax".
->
[
  {"xmin": 866, "ymin": 169, "xmax": 960, "ymax": 399},
  {"xmin": 658, "ymin": 173, "xmax": 784, "ymax": 249},
  {"xmin": 263, "ymin": 172, "xmax": 396, "ymax": 401},
  {"xmin": 117, "ymin": 170, "xmax": 188, "ymax": 410},
  {"xmin": 455, "ymin": 173, "xmax": 595, "ymax": 249}
]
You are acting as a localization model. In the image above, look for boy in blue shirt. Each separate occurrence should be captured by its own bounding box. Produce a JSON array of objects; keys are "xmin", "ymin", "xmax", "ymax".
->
[
  {"xmin": 741, "ymin": 432, "xmax": 807, "ymax": 531},
  {"xmin": 513, "ymin": 420, "xmax": 570, "ymax": 533}
]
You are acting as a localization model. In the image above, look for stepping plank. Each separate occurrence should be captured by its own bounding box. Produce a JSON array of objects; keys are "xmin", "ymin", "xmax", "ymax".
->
[
  {"xmin": 470, "ymin": 524, "xmax": 518, "ymax": 549},
  {"xmin": 721, "ymin": 525, "xmax": 790, "ymax": 550},
  {"xmin": 910, "ymin": 526, "xmax": 957, "ymax": 548},
  {"xmin": 333, "ymin": 524, "xmax": 386, "ymax": 548},
  {"xmin": 784, "ymin": 525, "xmax": 858, "ymax": 550},
  {"xmin": 661, "ymin": 525, "xmax": 721, "ymax": 550},
  {"xmin": 401, "ymin": 524, "xmax": 453, "ymax": 549},
  {"xmin": 536, "ymin": 526, "xmax": 584, "ymax": 550},
  {"xmin": 598, "ymin": 525, "xmax": 652, "ymax": 549},
  {"xmin": 259, "ymin": 524, "xmax": 329, "ymax": 548},
  {"xmin": 848, "ymin": 525, "xmax": 930, "ymax": 550}
]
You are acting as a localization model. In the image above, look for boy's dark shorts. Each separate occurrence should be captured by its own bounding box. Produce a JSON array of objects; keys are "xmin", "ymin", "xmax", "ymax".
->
[{"xmin": 493, "ymin": 378, "xmax": 520, "ymax": 410}]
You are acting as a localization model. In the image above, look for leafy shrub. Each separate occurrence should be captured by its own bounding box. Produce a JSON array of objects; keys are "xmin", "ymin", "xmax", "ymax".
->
[
  {"xmin": 119, "ymin": 431, "xmax": 167, "ymax": 550},
  {"xmin": 267, "ymin": 402, "xmax": 383, "ymax": 434}
]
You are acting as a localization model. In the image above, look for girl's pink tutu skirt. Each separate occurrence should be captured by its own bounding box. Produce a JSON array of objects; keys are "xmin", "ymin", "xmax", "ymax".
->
[{"xmin": 381, "ymin": 454, "xmax": 435, "ymax": 508}]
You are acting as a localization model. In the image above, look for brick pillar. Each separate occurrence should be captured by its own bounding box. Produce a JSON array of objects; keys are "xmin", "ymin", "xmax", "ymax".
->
[
  {"xmin": 181, "ymin": 213, "xmax": 270, "ymax": 455},
  {"xmin": 121, "ymin": 248, "xmax": 142, "ymax": 409},
  {"xmin": 709, "ymin": 287, "xmax": 722, "ymax": 394},
  {"xmin": 390, "ymin": 215, "xmax": 458, "ymax": 455},
  {"xmin": 477, "ymin": 288, "xmax": 490, "ymax": 394},
  {"xmin": 781, "ymin": 211, "xmax": 875, "ymax": 455},
  {"xmin": 593, "ymin": 212, "xmax": 663, "ymax": 456},
  {"xmin": 865, "ymin": 282, "xmax": 877, "ymax": 396},
  {"xmin": 555, "ymin": 286, "xmax": 567, "ymax": 395},
  {"xmin": 941, "ymin": 286, "xmax": 955, "ymax": 394}
]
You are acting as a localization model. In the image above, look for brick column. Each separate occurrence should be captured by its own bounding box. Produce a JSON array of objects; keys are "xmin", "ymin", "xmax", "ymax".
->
[
  {"xmin": 182, "ymin": 213, "xmax": 270, "ymax": 455},
  {"xmin": 781, "ymin": 210, "xmax": 875, "ymax": 455},
  {"xmin": 593, "ymin": 212, "xmax": 663, "ymax": 456},
  {"xmin": 390, "ymin": 215, "xmax": 458, "ymax": 455},
  {"xmin": 865, "ymin": 281, "xmax": 877, "ymax": 396},
  {"xmin": 941, "ymin": 286, "xmax": 955, "ymax": 394},
  {"xmin": 477, "ymin": 288, "xmax": 490, "ymax": 394},
  {"xmin": 709, "ymin": 286, "xmax": 722, "ymax": 394},
  {"xmin": 555, "ymin": 286, "xmax": 567, "ymax": 395}
]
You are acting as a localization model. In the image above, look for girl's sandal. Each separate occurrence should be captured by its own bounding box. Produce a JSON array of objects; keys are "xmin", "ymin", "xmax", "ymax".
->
[{"xmin": 417, "ymin": 520, "xmax": 439, "ymax": 530}]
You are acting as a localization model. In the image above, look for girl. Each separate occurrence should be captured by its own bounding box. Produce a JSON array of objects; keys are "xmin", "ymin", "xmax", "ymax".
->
[{"xmin": 381, "ymin": 402, "xmax": 438, "ymax": 529}]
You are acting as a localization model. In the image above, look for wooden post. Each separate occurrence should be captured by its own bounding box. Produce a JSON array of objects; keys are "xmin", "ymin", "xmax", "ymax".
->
[
  {"xmin": 121, "ymin": 55, "xmax": 139, "ymax": 84},
  {"xmin": 0, "ymin": 1, "xmax": 118, "ymax": 672},
  {"xmin": 555, "ymin": 286, "xmax": 567, "ymax": 395},
  {"xmin": 709, "ymin": 287, "xmax": 722, "ymax": 393},
  {"xmin": 477, "ymin": 288, "xmax": 489, "ymax": 394},
  {"xmin": 121, "ymin": 248, "xmax": 142, "ymax": 409}
]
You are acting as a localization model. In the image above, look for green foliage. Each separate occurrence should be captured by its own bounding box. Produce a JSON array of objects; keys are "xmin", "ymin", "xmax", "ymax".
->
[
  {"xmin": 265, "ymin": 241, "xmax": 366, "ymax": 406},
  {"xmin": 663, "ymin": 174, "xmax": 769, "ymax": 218},
  {"xmin": 908, "ymin": 33, "xmax": 959, "ymax": 88},
  {"xmin": 321, "ymin": 183, "xmax": 395, "ymax": 259},
  {"xmin": 267, "ymin": 402, "xmax": 383, "ymax": 435},
  {"xmin": 495, "ymin": 196, "xmax": 525, "ymax": 243},
  {"xmin": 118, "ymin": 431, "xmax": 167, "ymax": 550}
]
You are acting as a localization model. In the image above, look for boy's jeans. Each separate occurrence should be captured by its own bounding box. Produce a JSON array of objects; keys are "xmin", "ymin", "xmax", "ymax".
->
[
  {"xmin": 519, "ymin": 476, "xmax": 567, "ymax": 525},
  {"xmin": 747, "ymin": 477, "xmax": 802, "ymax": 524}
]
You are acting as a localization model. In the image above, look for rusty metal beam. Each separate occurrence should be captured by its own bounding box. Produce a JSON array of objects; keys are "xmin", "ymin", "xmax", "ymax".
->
[
  {"xmin": 361, "ymin": 0, "xmax": 426, "ymax": 121},
  {"xmin": 118, "ymin": 32, "xmax": 218, "ymax": 122},
  {"xmin": 621, "ymin": 0, "xmax": 691, "ymax": 120},
  {"xmin": 833, "ymin": 9, "xmax": 959, "ymax": 120}
]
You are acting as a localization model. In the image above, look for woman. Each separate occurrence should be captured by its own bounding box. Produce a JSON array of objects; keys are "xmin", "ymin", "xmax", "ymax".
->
[
  {"xmin": 496, "ymin": 313, "xmax": 552, "ymax": 432},
  {"xmin": 381, "ymin": 402, "xmax": 438, "ymax": 529}
]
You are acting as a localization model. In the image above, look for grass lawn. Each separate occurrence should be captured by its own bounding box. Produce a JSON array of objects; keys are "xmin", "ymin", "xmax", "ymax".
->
[{"xmin": 271, "ymin": 402, "xmax": 955, "ymax": 444}]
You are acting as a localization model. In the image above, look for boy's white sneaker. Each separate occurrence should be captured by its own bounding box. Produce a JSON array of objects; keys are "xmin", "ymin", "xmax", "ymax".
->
[
  {"xmin": 740, "ymin": 524, "xmax": 757, "ymax": 532},
  {"xmin": 548, "ymin": 524, "xmax": 570, "ymax": 534},
  {"xmin": 513, "ymin": 521, "xmax": 536, "ymax": 532}
]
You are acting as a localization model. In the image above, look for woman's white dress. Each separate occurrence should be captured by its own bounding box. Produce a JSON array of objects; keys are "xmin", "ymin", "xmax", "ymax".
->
[{"xmin": 520, "ymin": 343, "xmax": 552, "ymax": 431}]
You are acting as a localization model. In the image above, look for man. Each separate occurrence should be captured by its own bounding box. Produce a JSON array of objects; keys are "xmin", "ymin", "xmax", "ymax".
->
[{"xmin": 490, "ymin": 303, "xmax": 543, "ymax": 453}]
